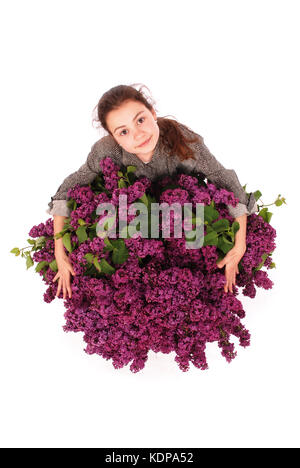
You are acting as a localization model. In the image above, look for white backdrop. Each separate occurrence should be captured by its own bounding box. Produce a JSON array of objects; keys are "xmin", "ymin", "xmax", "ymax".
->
[{"xmin": 1, "ymin": 0, "xmax": 298, "ymax": 448}]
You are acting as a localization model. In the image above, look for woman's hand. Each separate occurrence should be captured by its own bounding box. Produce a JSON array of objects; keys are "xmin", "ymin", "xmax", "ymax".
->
[
  {"xmin": 216, "ymin": 244, "xmax": 246, "ymax": 293},
  {"xmin": 52, "ymin": 252, "xmax": 76, "ymax": 299}
]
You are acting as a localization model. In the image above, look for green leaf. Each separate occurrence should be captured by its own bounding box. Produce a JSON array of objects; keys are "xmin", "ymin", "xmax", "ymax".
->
[
  {"xmin": 110, "ymin": 238, "xmax": 126, "ymax": 250},
  {"xmin": 211, "ymin": 219, "xmax": 230, "ymax": 232},
  {"xmin": 205, "ymin": 225, "xmax": 214, "ymax": 233},
  {"xmin": 217, "ymin": 236, "xmax": 233, "ymax": 254},
  {"xmin": 35, "ymin": 260, "xmax": 49, "ymax": 272},
  {"xmin": 62, "ymin": 232, "xmax": 72, "ymax": 253},
  {"xmin": 76, "ymin": 225, "xmax": 88, "ymax": 244},
  {"xmin": 84, "ymin": 253, "xmax": 94, "ymax": 264},
  {"xmin": 10, "ymin": 247, "xmax": 20, "ymax": 256},
  {"xmin": 258, "ymin": 208, "xmax": 273, "ymax": 224},
  {"xmin": 93, "ymin": 181, "xmax": 110, "ymax": 194},
  {"xmin": 232, "ymin": 221, "xmax": 240, "ymax": 234},
  {"xmin": 216, "ymin": 252, "xmax": 225, "ymax": 264},
  {"xmin": 54, "ymin": 231, "xmax": 64, "ymax": 240},
  {"xmin": 204, "ymin": 205, "xmax": 220, "ymax": 223},
  {"xmin": 266, "ymin": 211, "xmax": 273, "ymax": 223},
  {"xmin": 254, "ymin": 253, "xmax": 269, "ymax": 272},
  {"xmin": 67, "ymin": 199, "xmax": 77, "ymax": 211},
  {"xmin": 36, "ymin": 236, "xmax": 46, "ymax": 247},
  {"xmin": 83, "ymin": 263, "xmax": 99, "ymax": 277},
  {"xmin": 127, "ymin": 172, "xmax": 137, "ymax": 185},
  {"xmin": 258, "ymin": 208, "xmax": 268, "ymax": 222},
  {"xmin": 254, "ymin": 190, "xmax": 262, "ymax": 201},
  {"xmin": 224, "ymin": 229, "xmax": 234, "ymax": 241},
  {"xmin": 78, "ymin": 218, "xmax": 86, "ymax": 226},
  {"xmin": 103, "ymin": 237, "xmax": 114, "ymax": 250},
  {"xmin": 27, "ymin": 239, "xmax": 35, "ymax": 245},
  {"xmin": 93, "ymin": 256, "xmax": 101, "ymax": 272},
  {"xmin": 112, "ymin": 243, "xmax": 129, "ymax": 264},
  {"xmin": 26, "ymin": 255, "xmax": 34, "ymax": 270},
  {"xmin": 99, "ymin": 258, "xmax": 116, "ymax": 275},
  {"xmin": 89, "ymin": 230, "xmax": 98, "ymax": 241},
  {"xmin": 49, "ymin": 259, "xmax": 58, "ymax": 272},
  {"xmin": 117, "ymin": 171, "xmax": 124, "ymax": 177},
  {"xmin": 118, "ymin": 179, "xmax": 127, "ymax": 189},
  {"xmin": 126, "ymin": 165, "xmax": 137, "ymax": 174},
  {"xmin": 203, "ymin": 231, "xmax": 218, "ymax": 246},
  {"xmin": 222, "ymin": 234, "xmax": 233, "ymax": 244}
]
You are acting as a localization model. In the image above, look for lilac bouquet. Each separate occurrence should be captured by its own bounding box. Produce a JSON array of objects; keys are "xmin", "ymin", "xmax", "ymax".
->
[{"xmin": 11, "ymin": 157, "xmax": 285, "ymax": 372}]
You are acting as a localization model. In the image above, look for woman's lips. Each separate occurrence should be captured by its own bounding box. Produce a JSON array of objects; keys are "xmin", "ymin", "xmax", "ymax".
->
[{"xmin": 137, "ymin": 136, "xmax": 152, "ymax": 148}]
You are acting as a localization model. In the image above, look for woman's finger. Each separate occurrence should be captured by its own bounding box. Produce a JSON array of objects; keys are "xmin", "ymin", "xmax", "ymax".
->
[
  {"xmin": 65, "ymin": 277, "xmax": 72, "ymax": 298},
  {"xmin": 226, "ymin": 270, "xmax": 234, "ymax": 293},
  {"xmin": 67, "ymin": 284, "xmax": 72, "ymax": 298},
  {"xmin": 63, "ymin": 281, "xmax": 67, "ymax": 300},
  {"xmin": 224, "ymin": 268, "xmax": 230, "ymax": 293},
  {"xmin": 56, "ymin": 278, "xmax": 62, "ymax": 297},
  {"xmin": 68, "ymin": 264, "xmax": 76, "ymax": 276}
]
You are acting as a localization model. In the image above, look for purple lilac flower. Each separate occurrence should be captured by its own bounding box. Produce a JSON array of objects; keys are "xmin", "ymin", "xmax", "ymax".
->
[{"xmin": 27, "ymin": 156, "xmax": 276, "ymax": 373}]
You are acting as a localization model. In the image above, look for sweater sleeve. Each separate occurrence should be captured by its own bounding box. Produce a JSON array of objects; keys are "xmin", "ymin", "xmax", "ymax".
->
[
  {"xmin": 46, "ymin": 135, "xmax": 122, "ymax": 217},
  {"xmin": 178, "ymin": 127, "xmax": 258, "ymax": 217}
]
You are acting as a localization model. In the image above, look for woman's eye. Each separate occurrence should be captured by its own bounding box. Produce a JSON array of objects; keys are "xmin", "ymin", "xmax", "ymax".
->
[{"xmin": 119, "ymin": 117, "xmax": 145, "ymax": 136}]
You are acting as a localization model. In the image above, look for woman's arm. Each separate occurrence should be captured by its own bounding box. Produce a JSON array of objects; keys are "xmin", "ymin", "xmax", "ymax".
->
[
  {"xmin": 233, "ymin": 213, "xmax": 247, "ymax": 249},
  {"xmin": 178, "ymin": 128, "xmax": 258, "ymax": 217},
  {"xmin": 52, "ymin": 215, "xmax": 76, "ymax": 299},
  {"xmin": 53, "ymin": 215, "xmax": 67, "ymax": 256},
  {"xmin": 217, "ymin": 213, "xmax": 247, "ymax": 293},
  {"xmin": 197, "ymin": 136, "xmax": 257, "ymax": 216},
  {"xmin": 46, "ymin": 200, "xmax": 72, "ymax": 217},
  {"xmin": 46, "ymin": 135, "xmax": 122, "ymax": 216},
  {"xmin": 47, "ymin": 143, "xmax": 99, "ymax": 216}
]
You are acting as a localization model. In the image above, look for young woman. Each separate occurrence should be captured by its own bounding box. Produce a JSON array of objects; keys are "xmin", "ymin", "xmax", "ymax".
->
[{"xmin": 49, "ymin": 84, "xmax": 257, "ymax": 300}]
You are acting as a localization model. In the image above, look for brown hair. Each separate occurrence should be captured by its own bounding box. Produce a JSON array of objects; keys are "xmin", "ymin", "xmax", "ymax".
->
[{"xmin": 92, "ymin": 83, "xmax": 201, "ymax": 162}]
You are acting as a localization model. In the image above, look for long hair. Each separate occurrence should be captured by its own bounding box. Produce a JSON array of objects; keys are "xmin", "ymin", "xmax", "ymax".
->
[{"xmin": 92, "ymin": 83, "xmax": 200, "ymax": 162}]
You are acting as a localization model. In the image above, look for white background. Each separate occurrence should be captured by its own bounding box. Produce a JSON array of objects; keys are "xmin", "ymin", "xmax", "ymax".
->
[{"xmin": 1, "ymin": 0, "xmax": 299, "ymax": 448}]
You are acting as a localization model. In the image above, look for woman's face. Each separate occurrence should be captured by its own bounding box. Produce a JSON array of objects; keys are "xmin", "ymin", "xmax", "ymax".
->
[{"xmin": 106, "ymin": 100, "xmax": 159, "ymax": 160}]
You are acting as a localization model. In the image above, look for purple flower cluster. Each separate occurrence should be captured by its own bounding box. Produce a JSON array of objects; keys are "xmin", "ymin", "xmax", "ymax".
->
[
  {"xmin": 29, "ymin": 219, "xmax": 53, "ymax": 238},
  {"xmin": 29, "ymin": 157, "xmax": 276, "ymax": 373}
]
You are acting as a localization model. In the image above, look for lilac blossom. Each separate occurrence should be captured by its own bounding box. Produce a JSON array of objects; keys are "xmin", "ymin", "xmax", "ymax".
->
[{"xmin": 25, "ymin": 157, "xmax": 276, "ymax": 373}]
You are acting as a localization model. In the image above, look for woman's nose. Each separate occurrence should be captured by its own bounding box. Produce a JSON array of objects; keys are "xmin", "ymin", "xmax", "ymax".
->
[{"xmin": 135, "ymin": 133, "xmax": 145, "ymax": 143}]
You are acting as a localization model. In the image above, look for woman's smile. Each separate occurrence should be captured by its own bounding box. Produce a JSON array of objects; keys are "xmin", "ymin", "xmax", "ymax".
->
[{"xmin": 137, "ymin": 135, "xmax": 152, "ymax": 148}]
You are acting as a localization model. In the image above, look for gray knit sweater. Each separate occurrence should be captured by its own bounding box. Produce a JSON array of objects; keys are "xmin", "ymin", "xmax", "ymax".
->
[{"xmin": 46, "ymin": 123, "xmax": 257, "ymax": 218}]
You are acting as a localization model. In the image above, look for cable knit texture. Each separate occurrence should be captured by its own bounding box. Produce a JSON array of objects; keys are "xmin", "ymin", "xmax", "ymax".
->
[{"xmin": 46, "ymin": 123, "xmax": 257, "ymax": 218}]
